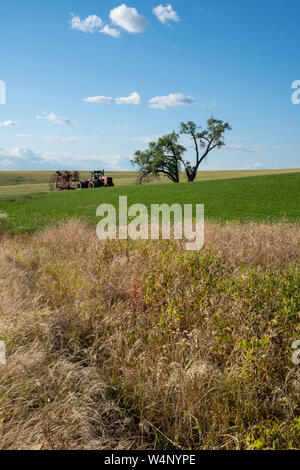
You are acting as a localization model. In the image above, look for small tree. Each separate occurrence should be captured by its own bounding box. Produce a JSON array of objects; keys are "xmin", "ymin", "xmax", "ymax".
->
[
  {"xmin": 132, "ymin": 132, "xmax": 186, "ymax": 184},
  {"xmin": 180, "ymin": 118, "xmax": 232, "ymax": 182}
]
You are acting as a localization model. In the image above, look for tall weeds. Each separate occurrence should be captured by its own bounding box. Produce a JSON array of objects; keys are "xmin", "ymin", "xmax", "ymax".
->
[{"xmin": 0, "ymin": 221, "xmax": 299, "ymax": 449}]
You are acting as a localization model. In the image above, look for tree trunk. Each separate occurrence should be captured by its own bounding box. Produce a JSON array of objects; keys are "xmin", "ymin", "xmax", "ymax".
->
[{"xmin": 185, "ymin": 167, "xmax": 196, "ymax": 182}]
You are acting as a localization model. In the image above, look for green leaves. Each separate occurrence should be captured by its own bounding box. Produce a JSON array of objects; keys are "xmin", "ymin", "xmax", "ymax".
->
[
  {"xmin": 131, "ymin": 131, "xmax": 185, "ymax": 183},
  {"xmin": 132, "ymin": 117, "xmax": 232, "ymax": 183},
  {"xmin": 180, "ymin": 117, "xmax": 232, "ymax": 181}
]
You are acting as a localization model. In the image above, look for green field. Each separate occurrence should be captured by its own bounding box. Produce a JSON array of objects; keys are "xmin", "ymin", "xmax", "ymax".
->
[
  {"xmin": 0, "ymin": 168, "xmax": 299, "ymax": 200},
  {"xmin": 1, "ymin": 171, "xmax": 300, "ymax": 233}
]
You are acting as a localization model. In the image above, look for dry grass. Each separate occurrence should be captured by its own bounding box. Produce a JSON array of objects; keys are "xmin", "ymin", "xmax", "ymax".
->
[{"xmin": 0, "ymin": 220, "xmax": 300, "ymax": 449}]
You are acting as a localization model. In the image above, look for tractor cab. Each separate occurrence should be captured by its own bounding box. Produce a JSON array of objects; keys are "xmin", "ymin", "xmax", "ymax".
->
[
  {"xmin": 89, "ymin": 170, "xmax": 114, "ymax": 187},
  {"xmin": 90, "ymin": 170, "xmax": 104, "ymax": 181}
]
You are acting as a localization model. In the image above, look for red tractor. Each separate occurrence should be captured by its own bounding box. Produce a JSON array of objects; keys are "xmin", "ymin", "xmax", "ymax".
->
[
  {"xmin": 79, "ymin": 170, "xmax": 114, "ymax": 189},
  {"xmin": 49, "ymin": 170, "xmax": 114, "ymax": 191}
]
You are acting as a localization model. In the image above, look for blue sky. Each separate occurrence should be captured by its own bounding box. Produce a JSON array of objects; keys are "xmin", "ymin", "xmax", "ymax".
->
[{"xmin": 0, "ymin": 0, "xmax": 299, "ymax": 171}]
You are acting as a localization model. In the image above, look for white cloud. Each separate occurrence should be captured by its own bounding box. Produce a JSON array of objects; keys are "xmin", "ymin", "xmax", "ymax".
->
[
  {"xmin": 0, "ymin": 147, "xmax": 44, "ymax": 168},
  {"xmin": 100, "ymin": 24, "xmax": 121, "ymax": 38},
  {"xmin": 17, "ymin": 134, "xmax": 81, "ymax": 143},
  {"xmin": 83, "ymin": 96, "xmax": 113, "ymax": 104},
  {"xmin": 224, "ymin": 144, "xmax": 262, "ymax": 153},
  {"xmin": 0, "ymin": 147, "xmax": 26, "ymax": 159},
  {"xmin": 110, "ymin": 4, "xmax": 148, "ymax": 33},
  {"xmin": 36, "ymin": 112, "xmax": 79, "ymax": 128},
  {"xmin": 153, "ymin": 4, "xmax": 179, "ymax": 24},
  {"xmin": 0, "ymin": 120, "xmax": 19, "ymax": 127},
  {"xmin": 128, "ymin": 134, "xmax": 162, "ymax": 143},
  {"xmin": 148, "ymin": 93, "xmax": 196, "ymax": 109},
  {"xmin": 42, "ymin": 135, "xmax": 81, "ymax": 143},
  {"xmin": 245, "ymin": 162, "xmax": 269, "ymax": 170},
  {"xmin": 83, "ymin": 92, "xmax": 141, "ymax": 105},
  {"xmin": 0, "ymin": 158, "xmax": 12, "ymax": 167},
  {"xmin": 224, "ymin": 144, "xmax": 283, "ymax": 154},
  {"xmin": 70, "ymin": 14, "xmax": 103, "ymax": 33},
  {"xmin": 115, "ymin": 124, "xmax": 129, "ymax": 129},
  {"xmin": 115, "ymin": 92, "xmax": 141, "ymax": 105},
  {"xmin": 0, "ymin": 146, "xmax": 122, "ymax": 170}
]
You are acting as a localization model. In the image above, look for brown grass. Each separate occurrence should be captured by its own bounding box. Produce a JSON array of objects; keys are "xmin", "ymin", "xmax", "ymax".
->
[{"xmin": 0, "ymin": 220, "xmax": 300, "ymax": 449}]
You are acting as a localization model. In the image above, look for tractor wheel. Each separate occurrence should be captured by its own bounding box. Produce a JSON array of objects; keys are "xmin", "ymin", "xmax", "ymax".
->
[
  {"xmin": 76, "ymin": 182, "xmax": 82, "ymax": 190},
  {"xmin": 88, "ymin": 181, "xmax": 95, "ymax": 190}
]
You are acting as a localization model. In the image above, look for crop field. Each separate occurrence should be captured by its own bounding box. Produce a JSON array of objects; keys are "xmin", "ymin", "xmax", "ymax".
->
[
  {"xmin": 0, "ymin": 171, "xmax": 138, "ymax": 199},
  {"xmin": 0, "ymin": 168, "xmax": 299, "ymax": 200},
  {"xmin": 0, "ymin": 170, "xmax": 300, "ymax": 450},
  {"xmin": 0, "ymin": 171, "xmax": 300, "ymax": 234}
]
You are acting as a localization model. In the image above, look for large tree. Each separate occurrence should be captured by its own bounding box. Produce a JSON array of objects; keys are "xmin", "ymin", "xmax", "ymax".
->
[
  {"xmin": 132, "ymin": 132, "xmax": 186, "ymax": 184},
  {"xmin": 132, "ymin": 117, "xmax": 231, "ymax": 183}
]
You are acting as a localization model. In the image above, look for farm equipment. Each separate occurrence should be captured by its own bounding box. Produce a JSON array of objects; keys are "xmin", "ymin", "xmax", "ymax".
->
[
  {"xmin": 49, "ymin": 170, "xmax": 114, "ymax": 191},
  {"xmin": 49, "ymin": 171, "xmax": 80, "ymax": 191},
  {"xmin": 79, "ymin": 170, "xmax": 114, "ymax": 189}
]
